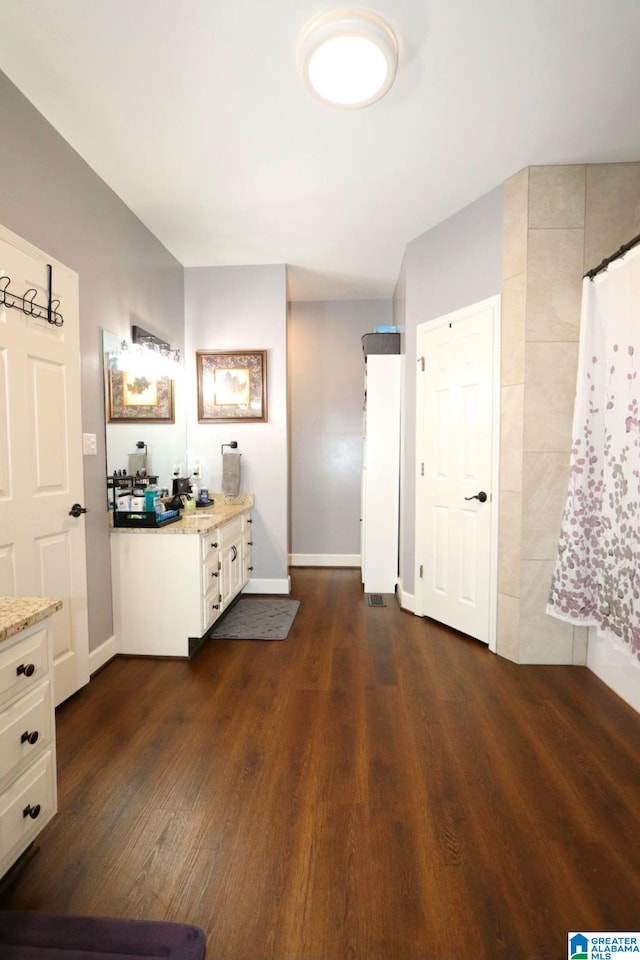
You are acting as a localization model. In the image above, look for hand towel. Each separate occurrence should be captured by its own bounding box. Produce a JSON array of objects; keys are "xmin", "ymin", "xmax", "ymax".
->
[{"xmin": 222, "ymin": 452, "xmax": 241, "ymax": 496}]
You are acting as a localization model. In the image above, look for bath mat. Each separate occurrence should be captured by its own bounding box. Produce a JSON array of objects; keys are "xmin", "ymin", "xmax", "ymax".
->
[{"xmin": 209, "ymin": 597, "xmax": 300, "ymax": 640}]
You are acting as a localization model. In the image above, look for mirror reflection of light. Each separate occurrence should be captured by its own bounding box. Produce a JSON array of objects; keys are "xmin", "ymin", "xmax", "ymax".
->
[{"xmin": 112, "ymin": 341, "xmax": 182, "ymax": 380}]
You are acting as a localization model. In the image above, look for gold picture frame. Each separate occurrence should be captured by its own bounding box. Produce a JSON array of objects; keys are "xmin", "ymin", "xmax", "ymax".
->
[
  {"xmin": 196, "ymin": 350, "xmax": 267, "ymax": 423},
  {"xmin": 107, "ymin": 369, "xmax": 175, "ymax": 423}
]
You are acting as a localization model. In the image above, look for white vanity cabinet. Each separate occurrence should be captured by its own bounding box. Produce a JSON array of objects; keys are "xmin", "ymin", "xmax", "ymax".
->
[
  {"xmin": 111, "ymin": 507, "xmax": 253, "ymax": 657},
  {"xmin": 0, "ymin": 609, "xmax": 58, "ymax": 879}
]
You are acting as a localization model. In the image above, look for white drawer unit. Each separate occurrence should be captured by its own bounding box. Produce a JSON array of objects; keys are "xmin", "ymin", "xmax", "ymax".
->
[
  {"xmin": 0, "ymin": 619, "xmax": 57, "ymax": 879},
  {"xmin": 242, "ymin": 517, "xmax": 254, "ymax": 584},
  {"xmin": 0, "ymin": 681, "xmax": 54, "ymax": 787},
  {"xmin": 111, "ymin": 507, "xmax": 253, "ymax": 657},
  {"xmin": 0, "ymin": 625, "xmax": 49, "ymax": 706},
  {"xmin": 0, "ymin": 752, "xmax": 56, "ymax": 874}
]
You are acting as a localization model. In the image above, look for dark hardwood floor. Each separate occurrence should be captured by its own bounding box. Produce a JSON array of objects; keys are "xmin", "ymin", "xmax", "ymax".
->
[{"xmin": 1, "ymin": 568, "xmax": 639, "ymax": 959}]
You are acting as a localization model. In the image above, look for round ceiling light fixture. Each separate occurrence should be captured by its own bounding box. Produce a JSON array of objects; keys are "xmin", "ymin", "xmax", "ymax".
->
[{"xmin": 299, "ymin": 10, "xmax": 398, "ymax": 108}]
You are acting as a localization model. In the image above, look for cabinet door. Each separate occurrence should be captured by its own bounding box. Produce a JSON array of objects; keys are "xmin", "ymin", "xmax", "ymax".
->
[{"xmin": 220, "ymin": 537, "xmax": 243, "ymax": 609}]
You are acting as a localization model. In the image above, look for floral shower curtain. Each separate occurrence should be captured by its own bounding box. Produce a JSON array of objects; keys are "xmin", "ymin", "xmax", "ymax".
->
[{"xmin": 547, "ymin": 243, "xmax": 640, "ymax": 666}]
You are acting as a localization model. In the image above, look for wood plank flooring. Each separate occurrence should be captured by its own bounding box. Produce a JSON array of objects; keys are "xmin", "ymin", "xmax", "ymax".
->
[{"xmin": 1, "ymin": 568, "xmax": 639, "ymax": 959}]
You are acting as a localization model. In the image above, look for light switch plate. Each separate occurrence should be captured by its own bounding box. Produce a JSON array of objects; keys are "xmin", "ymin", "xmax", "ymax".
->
[{"xmin": 83, "ymin": 433, "xmax": 97, "ymax": 456}]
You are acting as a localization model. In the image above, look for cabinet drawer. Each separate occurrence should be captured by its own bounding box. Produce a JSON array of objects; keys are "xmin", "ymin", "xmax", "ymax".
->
[
  {"xmin": 202, "ymin": 587, "xmax": 222, "ymax": 634},
  {"xmin": 0, "ymin": 750, "xmax": 55, "ymax": 869},
  {"xmin": 202, "ymin": 554, "xmax": 220, "ymax": 596},
  {"xmin": 0, "ymin": 681, "xmax": 53, "ymax": 787},
  {"xmin": 201, "ymin": 530, "xmax": 222, "ymax": 563},
  {"xmin": 0, "ymin": 627, "xmax": 49, "ymax": 706},
  {"xmin": 218, "ymin": 515, "xmax": 244, "ymax": 547}
]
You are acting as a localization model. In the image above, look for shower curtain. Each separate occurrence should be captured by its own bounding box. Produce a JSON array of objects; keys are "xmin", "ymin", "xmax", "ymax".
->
[{"xmin": 547, "ymin": 243, "xmax": 640, "ymax": 666}]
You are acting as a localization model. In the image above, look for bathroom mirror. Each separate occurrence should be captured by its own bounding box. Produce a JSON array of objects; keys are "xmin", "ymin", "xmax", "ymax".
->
[{"xmin": 102, "ymin": 329, "xmax": 187, "ymax": 507}]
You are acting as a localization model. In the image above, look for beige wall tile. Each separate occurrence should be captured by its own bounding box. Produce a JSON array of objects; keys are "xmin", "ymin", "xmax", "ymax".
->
[
  {"xmin": 529, "ymin": 165, "xmax": 586, "ymax": 229},
  {"xmin": 503, "ymin": 168, "xmax": 529, "ymax": 280},
  {"xmin": 526, "ymin": 228, "xmax": 584, "ymax": 341},
  {"xmin": 521, "ymin": 451, "xmax": 570, "ymax": 561},
  {"xmin": 584, "ymin": 163, "xmax": 640, "ymax": 271},
  {"xmin": 519, "ymin": 560, "xmax": 574, "ymax": 663},
  {"xmin": 501, "ymin": 273, "xmax": 526, "ymax": 385},
  {"xmin": 498, "ymin": 491, "xmax": 522, "ymax": 598},
  {"xmin": 523, "ymin": 342, "xmax": 578, "ymax": 453},
  {"xmin": 497, "ymin": 592, "xmax": 520, "ymax": 662},
  {"xmin": 500, "ymin": 383, "xmax": 524, "ymax": 492}
]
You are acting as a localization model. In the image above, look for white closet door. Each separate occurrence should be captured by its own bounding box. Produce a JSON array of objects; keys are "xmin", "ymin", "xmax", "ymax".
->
[
  {"xmin": 0, "ymin": 225, "xmax": 89, "ymax": 705},
  {"xmin": 415, "ymin": 296, "xmax": 500, "ymax": 647},
  {"xmin": 361, "ymin": 354, "xmax": 401, "ymax": 593}
]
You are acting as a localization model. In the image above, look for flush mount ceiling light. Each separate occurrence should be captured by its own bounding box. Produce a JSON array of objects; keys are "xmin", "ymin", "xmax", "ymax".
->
[{"xmin": 299, "ymin": 10, "xmax": 398, "ymax": 108}]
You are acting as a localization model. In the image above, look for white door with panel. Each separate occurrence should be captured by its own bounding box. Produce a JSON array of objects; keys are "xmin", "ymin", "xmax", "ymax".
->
[
  {"xmin": 361, "ymin": 354, "xmax": 401, "ymax": 594},
  {"xmin": 415, "ymin": 296, "xmax": 500, "ymax": 648},
  {"xmin": 0, "ymin": 225, "xmax": 89, "ymax": 704}
]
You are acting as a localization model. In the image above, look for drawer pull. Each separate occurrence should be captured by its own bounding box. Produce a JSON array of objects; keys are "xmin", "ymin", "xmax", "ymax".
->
[
  {"xmin": 23, "ymin": 803, "xmax": 41, "ymax": 820},
  {"xmin": 247, "ymin": 518, "xmax": 253, "ymax": 523},
  {"xmin": 17, "ymin": 663, "xmax": 36, "ymax": 678},
  {"xmin": 210, "ymin": 570, "xmax": 219, "ymax": 578},
  {"xmin": 21, "ymin": 730, "xmax": 39, "ymax": 746},
  {"xmin": 231, "ymin": 545, "xmax": 238, "ymax": 561},
  {"xmin": 247, "ymin": 541, "xmax": 254, "ymax": 546},
  {"xmin": 209, "ymin": 541, "xmax": 218, "ymax": 549},
  {"xmin": 248, "ymin": 566, "xmax": 254, "ymax": 572},
  {"xmin": 212, "ymin": 603, "xmax": 219, "ymax": 611}
]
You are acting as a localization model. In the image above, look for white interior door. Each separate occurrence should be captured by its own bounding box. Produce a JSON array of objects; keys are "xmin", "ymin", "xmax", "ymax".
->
[
  {"xmin": 415, "ymin": 296, "xmax": 500, "ymax": 648},
  {"xmin": 0, "ymin": 225, "xmax": 89, "ymax": 704}
]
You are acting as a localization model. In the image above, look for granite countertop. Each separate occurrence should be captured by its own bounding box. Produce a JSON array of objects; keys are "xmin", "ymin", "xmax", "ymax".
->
[
  {"xmin": 109, "ymin": 492, "xmax": 254, "ymax": 535},
  {"xmin": 0, "ymin": 596, "xmax": 63, "ymax": 645}
]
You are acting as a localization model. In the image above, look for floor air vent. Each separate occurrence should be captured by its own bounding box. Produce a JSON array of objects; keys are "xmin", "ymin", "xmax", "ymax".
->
[{"xmin": 367, "ymin": 593, "xmax": 386, "ymax": 607}]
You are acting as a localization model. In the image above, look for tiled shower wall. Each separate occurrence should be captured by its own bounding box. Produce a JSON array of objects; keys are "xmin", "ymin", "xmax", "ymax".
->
[{"xmin": 497, "ymin": 163, "xmax": 640, "ymax": 663}]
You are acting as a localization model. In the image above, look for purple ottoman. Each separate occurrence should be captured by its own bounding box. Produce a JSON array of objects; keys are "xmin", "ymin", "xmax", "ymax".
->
[{"xmin": 0, "ymin": 910, "xmax": 206, "ymax": 959}]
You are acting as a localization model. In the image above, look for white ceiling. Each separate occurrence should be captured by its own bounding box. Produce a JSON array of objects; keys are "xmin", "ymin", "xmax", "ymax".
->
[{"xmin": 1, "ymin": 1, "xmax": 640, "ymax": 301}]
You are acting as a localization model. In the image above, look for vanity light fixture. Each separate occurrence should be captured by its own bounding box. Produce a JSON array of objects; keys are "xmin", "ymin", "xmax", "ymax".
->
[
  {"xmin": 132, "ymin": 324, "xmax": 181, "ymax": 365},
  {"xmin": 298, "ymin": 10, "xmax": 398, "ymax": 108}
]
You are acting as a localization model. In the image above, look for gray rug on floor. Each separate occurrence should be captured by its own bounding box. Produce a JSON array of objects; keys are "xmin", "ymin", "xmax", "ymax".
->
[{"xmin": 209, "ymin": 597, "xmax": 300, "ymax": 640}]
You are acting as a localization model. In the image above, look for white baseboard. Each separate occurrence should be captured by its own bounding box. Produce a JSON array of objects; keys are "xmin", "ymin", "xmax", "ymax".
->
[
  {"xmin": 396, "ymin": 580, "xmax": 416, "ymax": 614},
  {"xmin": 89, "ymin": 633, "xmax": 119, "ymax": 676},
  {"xmin": 244, "ymin": 577, "xmax": 291, "ymax": 595},
  {"xmin": 289, "ymin": 553, "xmax": 360, "ymax": 567},
  {"xmin": 587, "ymin": 628, "xmax": 640, "ymax": 714}
]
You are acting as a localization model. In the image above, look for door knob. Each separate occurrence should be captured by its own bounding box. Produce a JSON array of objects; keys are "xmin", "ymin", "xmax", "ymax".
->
[
  {"xmin": 464, "ymin": 491, "xmax": 487, "ymax": 503},
  {"xmin": 69, "ymin": 503, "xmax": 87, "ymax": 518}
]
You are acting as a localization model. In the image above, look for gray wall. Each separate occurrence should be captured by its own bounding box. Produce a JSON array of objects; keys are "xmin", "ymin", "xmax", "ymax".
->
[
  {"xmin": 289, "ymin": 299, "xmax": 392, "ymax": 560},
  {"xmin": 397, "ymin": 187, "xmax": 503, "ymax": 597},
  {"xmin": 0, "ymin": 71, "xmax": 185, "ymax": 652},
  {"xmin": 184, "ymin": 265, "xmax": 289, "ymax": 588}
]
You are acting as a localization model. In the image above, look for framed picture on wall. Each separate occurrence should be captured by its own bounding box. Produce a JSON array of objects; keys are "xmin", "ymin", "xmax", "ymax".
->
[
  {"xmin": 107, "ymin": 369, "xmax": 175, "ymax": 422},
  {"xmin": 196, "ymin": 350, "xmax": 267, "ymax": 422}
]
